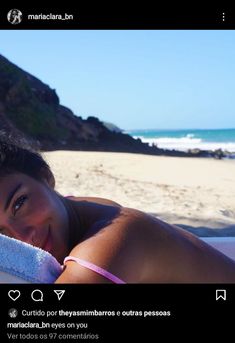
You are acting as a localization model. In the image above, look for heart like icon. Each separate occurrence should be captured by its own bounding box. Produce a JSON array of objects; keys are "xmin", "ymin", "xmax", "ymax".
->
[{"xmin": 8, "ymin": 290, "xmax": 21, "ymax": 301}]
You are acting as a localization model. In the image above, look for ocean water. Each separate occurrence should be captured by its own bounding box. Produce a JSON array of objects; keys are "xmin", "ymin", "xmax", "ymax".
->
[{"xmin": 125, "ymin": 128, "xmax": 235, "ymax": 153}]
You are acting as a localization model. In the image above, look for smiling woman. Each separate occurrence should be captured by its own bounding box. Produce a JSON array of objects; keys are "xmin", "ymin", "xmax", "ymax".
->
[
  {"xmin": 0, "ymin": 135, "xmax": 235, "ymax": 284},
  {"xmin": 0, "ymin": 137, "xmax": 71, "ymax": 263}
]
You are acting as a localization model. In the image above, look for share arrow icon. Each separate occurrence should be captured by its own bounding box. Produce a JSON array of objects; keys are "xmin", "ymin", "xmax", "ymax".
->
[{"xmin": 54, "ymin": 290, "xmax": 65, "ymax": 300}]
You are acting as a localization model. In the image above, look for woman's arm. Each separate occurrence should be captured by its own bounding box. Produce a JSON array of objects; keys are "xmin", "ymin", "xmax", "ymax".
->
[{"xmin": 55, "ymin": 207, "xmax": 235, "ymax": 284}]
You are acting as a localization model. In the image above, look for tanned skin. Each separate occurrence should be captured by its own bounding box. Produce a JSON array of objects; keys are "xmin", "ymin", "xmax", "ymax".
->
[{"xmin": 55, "ymin": 196, "xmax": 235, "ymax": 283}]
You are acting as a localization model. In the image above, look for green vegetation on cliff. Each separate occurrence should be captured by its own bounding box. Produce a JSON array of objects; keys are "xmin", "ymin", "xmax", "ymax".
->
[{"xmin": 0, "ymin": 55, "xmax": 68, "ymax": 141}]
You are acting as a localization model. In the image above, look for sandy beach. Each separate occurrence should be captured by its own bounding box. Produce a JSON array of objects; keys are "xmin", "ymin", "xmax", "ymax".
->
[{"xmin": 43, "ymin": 151, "xmax": 235, "ymax": 236}]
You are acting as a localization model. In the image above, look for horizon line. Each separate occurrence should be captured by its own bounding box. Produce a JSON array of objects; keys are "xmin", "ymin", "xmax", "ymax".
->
[{"xmin": 124, "ymin": 127, "xmax": 235, "ymax": 132}]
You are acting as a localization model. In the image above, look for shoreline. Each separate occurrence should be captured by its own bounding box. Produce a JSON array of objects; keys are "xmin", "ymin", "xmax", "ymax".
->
[{"xmin": 128, "ymin": 128, "xmax": 235, "ymax": 159}]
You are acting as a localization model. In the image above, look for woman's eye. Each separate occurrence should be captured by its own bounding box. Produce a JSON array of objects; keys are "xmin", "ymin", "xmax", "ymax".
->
[{"xmin": 12, "ymin": 195, "xmax": 27, "ymax": 215}]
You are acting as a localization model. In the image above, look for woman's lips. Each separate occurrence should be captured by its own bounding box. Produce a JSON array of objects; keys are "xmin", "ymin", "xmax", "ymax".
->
[{"xmin": 41, "ymin": 225, "xmax": 52, "ymax": 253}]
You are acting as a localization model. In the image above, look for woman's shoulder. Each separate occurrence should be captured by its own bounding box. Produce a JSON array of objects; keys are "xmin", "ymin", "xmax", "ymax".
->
[
  {"xmin": 55, "ymin": 207, "xmax": 151, "ymax": 283},
  {"xmin": 65, "ymin": 195, "xmax": 121, "ymax": 207}
]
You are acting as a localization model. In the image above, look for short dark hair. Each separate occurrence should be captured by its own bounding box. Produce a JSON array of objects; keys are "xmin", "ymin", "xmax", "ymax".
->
[{"xmin": 0, "ymin": 134, "xmax": 55, "ymax": 187}]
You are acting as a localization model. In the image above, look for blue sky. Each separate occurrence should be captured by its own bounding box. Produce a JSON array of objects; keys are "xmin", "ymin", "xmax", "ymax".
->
[{"xmin": 0, "ymin": 30, "xmax": 234, "ymax": 130}]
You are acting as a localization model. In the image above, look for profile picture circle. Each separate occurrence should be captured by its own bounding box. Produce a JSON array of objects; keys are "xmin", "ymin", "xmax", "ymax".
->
[
  {"xmin": 8, "ymin": 308, "xmax": 18, "ymax": 318},
  {"xmin": 7, "ymin": 9, "xmax": 23, "ymax": 25}
]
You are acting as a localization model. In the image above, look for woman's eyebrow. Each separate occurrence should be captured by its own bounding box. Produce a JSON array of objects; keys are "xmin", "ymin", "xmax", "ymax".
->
[{"xmin": 4, "ymin": 183, "xmax": 22, "ymax": 211}]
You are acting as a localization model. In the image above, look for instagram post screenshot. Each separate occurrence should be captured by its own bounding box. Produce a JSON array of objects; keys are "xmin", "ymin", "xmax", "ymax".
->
[{"xmin": 0, "ymin": 5, "xmax": 234, "ymax": 341}]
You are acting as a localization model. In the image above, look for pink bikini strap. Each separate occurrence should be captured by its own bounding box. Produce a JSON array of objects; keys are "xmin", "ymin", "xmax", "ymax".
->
[{"xmin": 64, "ymin": 256, "xmax": 126, "ymax": 284}]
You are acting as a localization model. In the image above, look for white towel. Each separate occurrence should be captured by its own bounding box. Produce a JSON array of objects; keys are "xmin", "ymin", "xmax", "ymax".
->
[{"xmin": 0, "ymin": 233, "xmax": 62, "ymax": 283}]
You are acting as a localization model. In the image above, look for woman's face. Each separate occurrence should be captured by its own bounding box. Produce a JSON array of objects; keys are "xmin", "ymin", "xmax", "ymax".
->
[{"xmin": 0, "ymin": 172, "xmax": 70, "ymax": 263}]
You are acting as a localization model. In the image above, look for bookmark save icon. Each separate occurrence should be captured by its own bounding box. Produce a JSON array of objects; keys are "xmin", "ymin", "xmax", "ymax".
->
[{"xmin": 54, "ymin": 290, "xmax": 65, "ymax": 301}]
